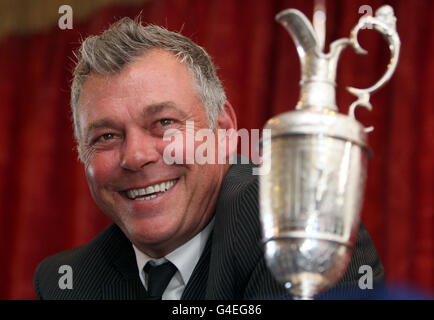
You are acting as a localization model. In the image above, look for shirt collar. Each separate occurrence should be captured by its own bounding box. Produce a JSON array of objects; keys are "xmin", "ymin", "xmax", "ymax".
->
[{"xmin": 132, "ymin": 218, "xmax": 214, "ymax": 287}]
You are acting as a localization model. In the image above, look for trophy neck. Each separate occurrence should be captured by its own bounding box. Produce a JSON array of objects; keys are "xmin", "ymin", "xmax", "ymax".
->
[
  {"xmin": 297, "ymin": 50, "xmax": 347, "ymax": 112},
  {"xmin": 276, "ymin": 9, "xmax": 344, "ymax": 112},
  {"xmin": 297, "ymin": 56, "xmax": 337, "ymax": 111}
]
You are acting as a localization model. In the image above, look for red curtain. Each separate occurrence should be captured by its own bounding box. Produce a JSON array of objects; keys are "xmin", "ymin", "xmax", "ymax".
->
[{"xmin": 0, "ymin": 0, "xmax": 432, "ymax": 299}]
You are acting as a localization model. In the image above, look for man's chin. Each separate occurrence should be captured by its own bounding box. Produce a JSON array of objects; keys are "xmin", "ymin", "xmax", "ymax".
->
[{"xmin": 121, "ymin": 219, "xmax": 181, "ymax": 254}]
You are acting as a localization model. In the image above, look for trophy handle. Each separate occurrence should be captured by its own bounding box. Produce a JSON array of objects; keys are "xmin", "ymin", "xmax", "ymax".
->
[{"xmin": 346, "ymin": 5, "xmax": 401, "ymax": 131}]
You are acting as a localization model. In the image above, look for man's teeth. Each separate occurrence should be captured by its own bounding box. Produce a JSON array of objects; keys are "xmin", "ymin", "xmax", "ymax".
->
[{"xmin": 125, "ymin": 179, "xmax": 178, "ymax": 200}]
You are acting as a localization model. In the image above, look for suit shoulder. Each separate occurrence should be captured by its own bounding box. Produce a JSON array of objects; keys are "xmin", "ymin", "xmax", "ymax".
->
[
  {"xmin": 36, "ymin": 223, "xmax": 119, "ymax": 268},
  {"xmin": 34, "ymin": 223, "xmax": 122, "ymax": 299},
  {"xmin": 215, "ymin": 162, "xmax": 259, "ymax": 232},
  {"xmin": 218, "ymin": 162, "xmax": 258, "ymax": 203}
]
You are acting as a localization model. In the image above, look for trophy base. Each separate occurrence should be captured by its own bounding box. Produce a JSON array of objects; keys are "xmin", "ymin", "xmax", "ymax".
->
[
  {"xmin": 264, "ymin": 238, "xmax": 353, "ymax": 299},
  {"xmin": 286, "ymin": 272, "xmax": 328, "ymax": 300}
]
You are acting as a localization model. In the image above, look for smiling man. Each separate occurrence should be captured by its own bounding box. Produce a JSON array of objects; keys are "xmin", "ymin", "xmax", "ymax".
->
[
  {"xmin": 34, "ymin": 17, "xmax": 385, "ymax": 300},
  {"xmin": 77, "ymin": 48, "xmax": 234, "ymax": 260}
]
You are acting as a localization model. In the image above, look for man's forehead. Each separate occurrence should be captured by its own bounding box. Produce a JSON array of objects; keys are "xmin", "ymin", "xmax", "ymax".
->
[
  {"xmin": 78, "ymin": 50, "xmax": 194, "ymax": 104},
  {"xmin": 142, "ymin": 101, "xmax": 189, "ymax": 118}
]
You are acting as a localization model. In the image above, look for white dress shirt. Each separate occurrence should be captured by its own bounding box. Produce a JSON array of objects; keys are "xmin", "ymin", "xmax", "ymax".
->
[{"xmin": 132, "ymin": 218, "xmax": 214, "ymax": 300}]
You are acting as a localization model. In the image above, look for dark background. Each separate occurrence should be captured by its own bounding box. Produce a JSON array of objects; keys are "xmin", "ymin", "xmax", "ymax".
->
[{"xmin": 0, "ymin": 0, "xmax": 432, "ymax": 299}]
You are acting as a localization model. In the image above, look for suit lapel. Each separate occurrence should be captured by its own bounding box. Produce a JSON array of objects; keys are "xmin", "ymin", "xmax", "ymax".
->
[
  {"xmin": 101, "ymin": 279, "xmax": 148, "ymax": 300},
  {"xmin": 101, "ymin": 225, "xmax": 148, "ymax": 300},
  {"xmin": 180, "ymin": 231, "xmax": 212, "ymax": 300}
]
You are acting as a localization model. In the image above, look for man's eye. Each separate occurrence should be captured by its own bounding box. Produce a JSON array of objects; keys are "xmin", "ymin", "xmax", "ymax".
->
[
  {"xmin": 159, "ymin": 119, "xmax": 174, "ymax": 126},
  {"xmin": 94, "ymin": 133, "xmax": 115, "ymax": 143}
]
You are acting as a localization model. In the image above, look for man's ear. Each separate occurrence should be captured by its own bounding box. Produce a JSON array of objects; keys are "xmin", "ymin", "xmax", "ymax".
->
[
  {"xmin": 216, "ymin": 101, "xmax": 238, "ymax": 161},
  {"xmin": 217, "ymin": 101, "xmax": 237, "ymax": 131}
]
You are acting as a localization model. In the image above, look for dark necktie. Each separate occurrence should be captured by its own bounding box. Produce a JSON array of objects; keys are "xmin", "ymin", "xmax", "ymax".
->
[{"xmin": 144, "ymin": 261, "xmax": 177, "ymax": 299}]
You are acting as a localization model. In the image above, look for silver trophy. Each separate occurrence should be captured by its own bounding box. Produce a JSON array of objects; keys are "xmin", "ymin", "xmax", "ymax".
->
[{"xmin": 259, "ymin": 5, "xmax": 400, "ymax": 299}]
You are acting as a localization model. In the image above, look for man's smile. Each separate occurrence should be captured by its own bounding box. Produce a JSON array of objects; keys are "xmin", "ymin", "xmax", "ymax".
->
[{"xmin": 120, "ymin": 178, "xmax": 179, "ymax": 201}]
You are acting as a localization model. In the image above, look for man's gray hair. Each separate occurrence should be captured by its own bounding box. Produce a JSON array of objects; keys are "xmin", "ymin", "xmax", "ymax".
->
[{"xmin": 71, "ymin": 16, "xmax": 226, "ymax": 151}]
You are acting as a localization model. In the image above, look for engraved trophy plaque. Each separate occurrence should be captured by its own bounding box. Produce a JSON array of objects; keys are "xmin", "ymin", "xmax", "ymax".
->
[{"xmin": 259, "ymin": 5, "xmax": 400, "ymax": 299}]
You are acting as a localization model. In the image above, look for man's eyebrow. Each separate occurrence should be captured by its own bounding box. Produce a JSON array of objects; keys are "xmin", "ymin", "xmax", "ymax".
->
[
  {"xmin": 84, "ymin": 118, "xmax": 118, "ymax": 140},
  {"xmin": 142, "ymin": 102, "xmax": 188, "ymax": 118}
]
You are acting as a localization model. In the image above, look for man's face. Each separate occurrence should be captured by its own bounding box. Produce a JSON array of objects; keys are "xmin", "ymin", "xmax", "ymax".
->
[{"xmin": 77, "ymin": 49, "xmax": 227, "ymax": 257}]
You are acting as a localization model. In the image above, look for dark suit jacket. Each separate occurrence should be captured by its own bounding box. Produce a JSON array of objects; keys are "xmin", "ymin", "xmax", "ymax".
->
[{"xmin": 34, "ymin": 162, "xmax": 385, "ymax": 299}]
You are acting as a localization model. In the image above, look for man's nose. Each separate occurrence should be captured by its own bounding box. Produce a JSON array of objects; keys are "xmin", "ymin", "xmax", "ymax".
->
[{"xmin": 120, "ymin": 130, "xmax": 160, "ymax": 171}]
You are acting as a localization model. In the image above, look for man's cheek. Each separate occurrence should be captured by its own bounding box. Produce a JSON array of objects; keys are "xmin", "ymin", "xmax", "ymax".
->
[
  {"xmin": 161, "ymin": 131, "xmax": 193, "ymax": 165},
  {"xmin": 88, "ymin": 151, "xmax": 119, "ymax": 173},
  {"xmin": 85, "ymin": 162, "xmax": 112, "ymax": 198}
]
